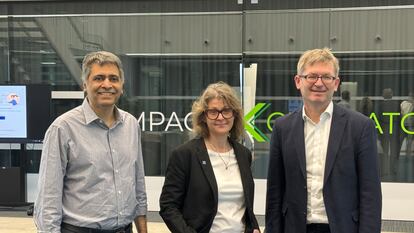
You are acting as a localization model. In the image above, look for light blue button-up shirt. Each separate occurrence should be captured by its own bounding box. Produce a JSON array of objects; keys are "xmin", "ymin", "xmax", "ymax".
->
[{"xmin": 34, "ymin": 99, "xmax": 147, "ymax": 232}]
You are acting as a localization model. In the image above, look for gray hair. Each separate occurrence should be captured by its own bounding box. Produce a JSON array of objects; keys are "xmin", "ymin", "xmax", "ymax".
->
[{"xmin": 81, "ymin": 51, "xmax": 124, "ymax": 83}]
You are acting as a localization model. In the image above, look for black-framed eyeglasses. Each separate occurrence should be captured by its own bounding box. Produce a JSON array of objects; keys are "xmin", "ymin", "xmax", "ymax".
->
[
  {"xmin": 299, "ymin": 73, "xmax": 337, "ymax": 84},
  {"xmin": 204, "ymin": 108, "xmax": 234, "ymax": 120}
]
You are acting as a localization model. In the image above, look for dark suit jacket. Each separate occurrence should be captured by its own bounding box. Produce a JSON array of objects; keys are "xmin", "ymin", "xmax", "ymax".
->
[
  {"xmin": 265, "ymin": 104, "xmax": 382, "ymax": 233},
  {"xmin": 159, "ymin": 137, "xmax": 259, "ymax": 233}
]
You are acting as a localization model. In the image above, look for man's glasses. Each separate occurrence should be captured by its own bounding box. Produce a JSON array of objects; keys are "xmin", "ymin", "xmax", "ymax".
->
[
  {"xmin": 204, "ymin": 108, "xmax": 234, "ymax": 120},
  {"xmin": 299, "ymin": 74, "xmax": 337, "ymax": 84}
]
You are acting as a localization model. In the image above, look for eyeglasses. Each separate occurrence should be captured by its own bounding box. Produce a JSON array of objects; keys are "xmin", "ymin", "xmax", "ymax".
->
[
  {"xmin": 299, "ymin": 73, "xmax": 337, "ymax": 84},
  {"xmin": 204, "ymin": 108, "xmax": 234, "ymax": 120}
]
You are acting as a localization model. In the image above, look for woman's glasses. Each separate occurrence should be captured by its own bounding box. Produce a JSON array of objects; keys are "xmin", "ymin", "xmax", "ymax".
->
[{"xmin": 204, "ymin": 108, "xmax": 234, "ymax": 120}]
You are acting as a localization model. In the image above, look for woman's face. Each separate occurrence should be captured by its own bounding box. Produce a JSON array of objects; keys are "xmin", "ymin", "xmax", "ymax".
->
[{"xmin": 204, "ymin": 98, "xmax": 235, "ymax": 138}]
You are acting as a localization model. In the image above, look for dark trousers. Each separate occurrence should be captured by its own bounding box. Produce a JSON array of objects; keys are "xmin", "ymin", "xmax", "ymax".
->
[
  {"xmin": 61, "ymin": 222, "xmax": 132, "ymax": 233},
  {"xmin": 306, "ymin": 224, "xmax": 331, "ymax": 233}
]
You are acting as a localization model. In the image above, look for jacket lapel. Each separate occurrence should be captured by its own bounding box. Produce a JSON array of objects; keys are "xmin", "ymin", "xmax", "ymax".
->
[
  {"xmin": 324, "ymin": 105, "xmax": 347, "ymax": 184},
  {"xmin": 232, "ymin": 141, "xmax": 248, "ymax": 178},
  {"xmin": 231, "ymin": 140, "xmax": 250, "ymax": 198},
  {"xmin": 231, "ymin": 140, "xmax": 255, "ymax": 230},
  {"xmin": 292, "ymin": 110, "xmax": 307, "ymax": 179},
  {"xmin": 195, "ymin": 138, "xmax": 218, "ymax": 204}
]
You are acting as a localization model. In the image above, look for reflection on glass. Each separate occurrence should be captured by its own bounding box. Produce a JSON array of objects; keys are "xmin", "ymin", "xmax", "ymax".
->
[{"xmin": 0, "ymin": 7, "xmax": 413, "ymax": 184}]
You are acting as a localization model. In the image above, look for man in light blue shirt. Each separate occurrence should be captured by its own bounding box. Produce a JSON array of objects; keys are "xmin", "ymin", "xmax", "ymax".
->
[{"xmin": 34, "ymin": 51, "xmax": 147, "ymax": 233}]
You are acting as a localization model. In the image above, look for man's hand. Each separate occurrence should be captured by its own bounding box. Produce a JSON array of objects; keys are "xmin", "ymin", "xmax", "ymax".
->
[{"xmin": 134, "ymin": 215, "xmax": 147, "ymax": 233}]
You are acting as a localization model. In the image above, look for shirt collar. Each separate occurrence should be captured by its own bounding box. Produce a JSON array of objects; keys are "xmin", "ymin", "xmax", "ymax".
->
[
  {"xmin": 82, "ymin": 98, "xmax": 124, "ymax": 125},
  {"xmin": 302, "ymin": 101, "xmax": 334, "ymax": 122}
]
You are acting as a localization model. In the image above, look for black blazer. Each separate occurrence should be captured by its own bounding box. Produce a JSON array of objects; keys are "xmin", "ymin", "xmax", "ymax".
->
[
  {"xmin": 159, "ymin": 137, "xmax": 259, "ymax": 233},
  {"xmin": 265, "ymin": 104, "xmax": 382, "ymax": 233}
]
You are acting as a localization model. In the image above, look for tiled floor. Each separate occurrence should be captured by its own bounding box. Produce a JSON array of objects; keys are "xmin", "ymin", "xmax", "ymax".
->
[
  {"xmin": 0, "ymin": 212, "xmax": 262, "ymax": 233},
  {"xmin": 0, "ymin": 216, "xmax": 172, "ymax": 233},
  {"xmin": 0, "ymin": 210, "xmax": 172, "ymax": 233},
  {"xmin": 0, "ymin": 211, "xmax": 410, "ymax": 233}
]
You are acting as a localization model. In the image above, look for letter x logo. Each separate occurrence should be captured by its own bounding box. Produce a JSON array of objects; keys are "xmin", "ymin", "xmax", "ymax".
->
[{"xmin": 244, "ymin": 103, "xmax": 271, "ymax": 142}]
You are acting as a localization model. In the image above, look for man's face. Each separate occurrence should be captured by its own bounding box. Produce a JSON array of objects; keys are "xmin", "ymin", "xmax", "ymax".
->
[
  {"xmin": 83, "ymin": 63, "xmax": 123, "ymax": 112},
  {"xmin": 294, "ymin": 62, "xmax": 340, "ymax": 108}
]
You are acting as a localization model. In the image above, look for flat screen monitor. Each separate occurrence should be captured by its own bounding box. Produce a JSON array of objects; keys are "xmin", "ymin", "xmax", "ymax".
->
[{"xmin": 0, "ymin": 84, "xmax": 51, "ymax": 143}]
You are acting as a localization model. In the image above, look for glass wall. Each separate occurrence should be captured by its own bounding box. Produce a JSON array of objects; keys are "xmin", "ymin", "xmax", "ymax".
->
[
  {"xmin": 246, "ymin": 53, "xmax": 414, "ymax": 182},
  {"xmin": 0, "ymin": 1, "xmax": 414, "ymax": 184}
]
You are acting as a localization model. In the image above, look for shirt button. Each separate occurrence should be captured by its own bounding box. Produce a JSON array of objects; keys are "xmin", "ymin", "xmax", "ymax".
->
[
  {"xmin": 118, "ymin": 190, "xmax": 122, "ymax": 194},
  {"xmin": 303, "ymin": 186, "xmax": 307, "ymax": 189},
  {"xmin": 119, "ymin": 211, "xmax": 122, "ymax": 215},
  {"xmin": 115, "ymin": 170, "xmax": 119, "ymax": 173}
]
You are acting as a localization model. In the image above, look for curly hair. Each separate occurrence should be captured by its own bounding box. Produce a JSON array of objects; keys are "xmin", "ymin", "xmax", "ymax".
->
[{"xmin": 191, "ymin": 81, "xmax": 244, "ymax": 141}]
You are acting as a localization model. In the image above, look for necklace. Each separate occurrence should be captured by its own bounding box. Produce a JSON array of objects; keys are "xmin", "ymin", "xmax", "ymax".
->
[{"xmin": 207, "ymin": 142, "xmax": 232, "ymax": 170}]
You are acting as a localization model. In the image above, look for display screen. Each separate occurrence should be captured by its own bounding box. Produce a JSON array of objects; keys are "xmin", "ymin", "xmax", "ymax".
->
[
  {"xmin": 0, "ymin": 85, "xmax": 27, "ymax": 139},
  {"xmin": 0, "ymin": 84, "xmax": 51, "ymax": 143}
]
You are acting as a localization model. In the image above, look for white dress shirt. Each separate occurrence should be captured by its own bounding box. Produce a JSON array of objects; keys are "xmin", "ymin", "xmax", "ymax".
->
[{"xmin": 302, "ymin": 101, "xmax": 333, "ymax": 224}]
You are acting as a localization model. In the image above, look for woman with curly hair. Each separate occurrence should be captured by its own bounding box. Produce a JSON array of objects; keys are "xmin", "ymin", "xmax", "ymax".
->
[{"xmin": 160, "ymin": 81, "xmax": 260, "ymax": 233}]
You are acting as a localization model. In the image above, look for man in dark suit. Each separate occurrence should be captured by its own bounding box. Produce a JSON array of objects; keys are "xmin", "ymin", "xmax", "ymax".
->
[{"xmin": 265, "ymin": 48, "xmax": 382, "ymax": 233}]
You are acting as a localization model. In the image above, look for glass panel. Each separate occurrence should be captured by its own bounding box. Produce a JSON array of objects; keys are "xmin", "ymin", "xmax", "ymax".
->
[
  {"xmin": 5, "ymin": 16, "xmax": 79, "ymax": 89},
  {"xmin": 119, "ymin": 56, "xmax": 242, "ymax": 176},
  {"xmin": 0, "ymin": 17, "xmax": 9, "ymax": 83},
  {"xmin": 246, "ymin": 53, "xmax": 414, "ymax": 182},
  {"xmin": 0, "ymin": 1, "xmax": 413, "ymax": 184}
]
